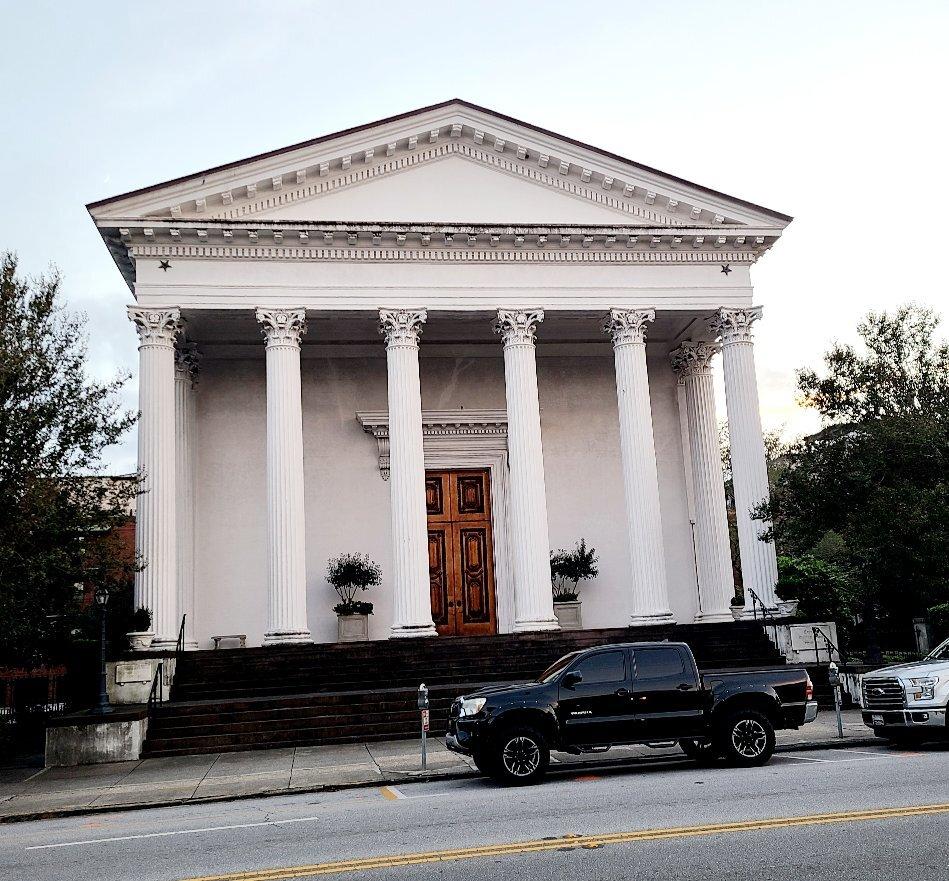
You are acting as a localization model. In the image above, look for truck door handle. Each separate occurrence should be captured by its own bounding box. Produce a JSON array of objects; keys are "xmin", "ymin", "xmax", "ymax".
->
[{"xmin": 615, "ymin": 688, "xmax": 630, "ymax": 697}]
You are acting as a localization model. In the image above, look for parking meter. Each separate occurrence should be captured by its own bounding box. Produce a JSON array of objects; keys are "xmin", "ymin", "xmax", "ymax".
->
[
  {"xmin": 828, "ymin": 662, "xmax": 843, "ymax": 738},
  {"xmin": 418, "ymin": 683, "xmax": 429, "ymax": 770}
]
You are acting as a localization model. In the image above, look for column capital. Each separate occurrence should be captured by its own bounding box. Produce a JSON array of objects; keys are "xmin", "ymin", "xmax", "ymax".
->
[
  {"xmin": 708, "ymin": 306, "xmax": 763, "ymax": 345},
  {"xmin": 670, "ymin": 340, "xmax": 721, "ymax": 379},
  {"xmin": 379, "ymin": 309, "xmax": 427, "ymax": 347},
  {"xmin": 604, "ymin": 308, "xmax": 656, "ymax": 346},
  {"xmin": 256, "ymin": 307, "xmax": 307, "ymax": 346},
  {"xmin": 174, "ymin": 344, "xmax": 201, "ymax": 386},
  {"xmin": 495, "ymin": 309, "xmax": 544, "ymax": 346},
  {"xmin": 128, "ymin": 307, "xmax": 182, "ymax": 345}
]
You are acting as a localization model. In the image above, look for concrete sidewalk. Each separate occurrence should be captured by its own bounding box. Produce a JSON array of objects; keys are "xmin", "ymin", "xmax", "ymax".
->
[{"xmin": 0, "ymin": 710, "xmax": 872, "ymax": 823}]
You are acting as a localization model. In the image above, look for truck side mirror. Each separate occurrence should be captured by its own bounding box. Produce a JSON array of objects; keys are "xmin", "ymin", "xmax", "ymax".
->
[{"xmin": 562, "ymin": 670, "xmax": 583, "ymax": 689}]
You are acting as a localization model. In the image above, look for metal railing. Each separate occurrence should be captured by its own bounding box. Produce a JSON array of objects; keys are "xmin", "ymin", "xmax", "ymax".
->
[
  {"xmin": 146, "ymin": 660, "xmax": 164, "ymax": 725},
  {"xmin": 747, "ymin": 587, "xmax": 780, "ymax": 646},
  {"xmin": 812, "ymin": 625, "xmax": 848, "ymax": 668},
  {"xmin": 175, "ymin": 614, "xmax": 187, "ymax": 659}
]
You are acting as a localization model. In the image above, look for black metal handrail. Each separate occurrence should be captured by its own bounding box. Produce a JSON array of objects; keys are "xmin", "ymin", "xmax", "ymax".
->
[
  {"xmin": 747, "ymin": 587, "xmax": 780, "ymax": 646},
  {"xmin": 175, "ymin": 614, "xmax": 187, "ymax": 658},
  {"xmin": 812, "ymin": 625, "xmax": 848, "ymax": 668},
  {"xmin": 146, "ymin": 660, "xmax": 163, "ymax": 725}
]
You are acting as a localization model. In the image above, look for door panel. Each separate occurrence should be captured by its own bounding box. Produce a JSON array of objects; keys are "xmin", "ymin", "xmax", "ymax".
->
[
  {"xmin": 426, "ymin": 470, "xmax": 497, "ymax": 637},
  {"xmin": 558, "ymin": 650, "xmax": 635, "ymax": 746},
  {"xmin": 427, "ymin": 528, "xmax": 451, "ymax": 629},
  {"xmin": 631, "ymin": 646, "xmax": 707, "ymax": 739}
]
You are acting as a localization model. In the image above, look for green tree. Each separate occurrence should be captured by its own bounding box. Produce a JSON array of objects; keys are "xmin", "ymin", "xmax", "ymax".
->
[
  {"xmin": 0, "ymin": 252, "xmax": 137, "ymax": 664},
  {"xmin": 759, "ymin": 305, "xmax": 949, "ymax": 659}
]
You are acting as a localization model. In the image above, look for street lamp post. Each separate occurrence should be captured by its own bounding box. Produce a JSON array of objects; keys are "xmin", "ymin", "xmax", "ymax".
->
[{"xmin": 94, "ymin": 586, "xmax": 112, "ymax": 715}]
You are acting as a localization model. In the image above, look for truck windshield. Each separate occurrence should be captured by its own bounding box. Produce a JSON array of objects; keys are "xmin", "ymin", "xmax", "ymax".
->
[
  {"xmin": 537, "ymin": 651, "xmax": 582, "ymax": 683},
  {"xmin": 927, "ymin": 638, "xmax": 949, "ymax": 661}
]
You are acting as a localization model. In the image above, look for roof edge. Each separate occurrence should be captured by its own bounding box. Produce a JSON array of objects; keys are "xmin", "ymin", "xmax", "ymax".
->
[{"xmin": 86, "ymin": 98, "xmax": 792, "ymax": 223}]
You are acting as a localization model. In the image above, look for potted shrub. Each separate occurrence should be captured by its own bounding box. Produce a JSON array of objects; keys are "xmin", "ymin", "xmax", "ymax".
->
[
  {"xmin": 327, "ymin": 553, "xmax": 381, "ymax": 642},
  {"xmin": 730, "ymin": 595, "xmax": 745, "ymax": 620},
  {"xmin": 126, "ymin": 606, "xmax": 154, "ymax": 651},
  {"xmin": 550, "ymin": 539, "xmax": 598, "ymax": 630}
]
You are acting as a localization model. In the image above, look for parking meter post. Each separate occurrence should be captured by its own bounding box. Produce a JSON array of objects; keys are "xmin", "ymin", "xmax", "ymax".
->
[
  {"xmin": 418, "ymin": 683, "xmax": 429, "ymax": 771},
  {"xmin": 828, "ymin": 662, "xmax": 843, "ymax": 739}
]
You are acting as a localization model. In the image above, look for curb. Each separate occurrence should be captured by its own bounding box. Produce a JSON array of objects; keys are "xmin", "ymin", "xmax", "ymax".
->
[{"xmin": 0, "ymin": 735, "xmax": 881, "ymax": 825}]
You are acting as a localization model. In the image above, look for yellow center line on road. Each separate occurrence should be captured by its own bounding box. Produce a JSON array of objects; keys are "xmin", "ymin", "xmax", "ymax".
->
[{"xmin": 180, "ymin": 802, "xmax": 949, "ymax": 881}]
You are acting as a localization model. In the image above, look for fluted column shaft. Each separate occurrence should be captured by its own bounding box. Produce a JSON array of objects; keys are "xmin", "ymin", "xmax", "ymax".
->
[
  {"xmin": 174, "ymin": 346, "xmax": 199, "ymax": 649},
  {"xmin": 605, "ymin": 310, "xmax": 673, "ymax": 625},
  {"xmin": 671, "ymin": 341, "xmax": 734, "ymax": 623},
  {"xmin": 710, "ymin": 307, "xmax": 779, "ymax": 610},
  {"xmin": 128, "ymin": 308, "xmax": 181, "ymax": 647},
  {"xmin": 256, "ymin": 308, "xmax": 311, "ymax": 644},
  {"xmin": 495, "ymin": 310, "xmax": 559, "ymax": 632},
  {"xmin": 380, "ymin": 310, "xmax": 437, "ymax": 638}
]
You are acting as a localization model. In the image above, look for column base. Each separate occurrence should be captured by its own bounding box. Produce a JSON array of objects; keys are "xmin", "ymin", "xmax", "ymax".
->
[
  {"xmin": 629, "ymin": 612, "xmax": 675, "ymax": 627},
  {"xmin": 692, "ymin": 611, "xmax": 736, "ymax": 624},
  {"xmin": 263, "ymin": 630, "xmax": 312, "ymax": 645},
  {"xmin": 513, "ymin": 618, "xmax": 561, "ymax": 633},
  {"xmin": 151, "ymin": 638, "xmax": 178, "ymax": 651},
  {"xmin": 389, "ymin": 623, "xmax": 438, "ymax": 639}
]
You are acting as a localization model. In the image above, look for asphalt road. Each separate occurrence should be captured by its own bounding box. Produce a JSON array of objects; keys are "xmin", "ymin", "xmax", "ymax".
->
[{"xmin": 3, "ymin": 741, "xmax": 947, "ymax": 881}]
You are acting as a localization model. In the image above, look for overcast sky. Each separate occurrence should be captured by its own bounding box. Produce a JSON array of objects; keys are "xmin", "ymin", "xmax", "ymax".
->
[{"xmin": 2, "ymin": 1, "xmax": 947, "ymax": 473}]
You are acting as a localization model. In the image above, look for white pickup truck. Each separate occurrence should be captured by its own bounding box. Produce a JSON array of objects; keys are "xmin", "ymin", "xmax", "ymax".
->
[{"xmin": 861, "ymin": 637, "xmax": 949, "ymax": 742}]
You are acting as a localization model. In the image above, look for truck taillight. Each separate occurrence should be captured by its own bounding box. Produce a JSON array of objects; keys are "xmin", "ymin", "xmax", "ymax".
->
[{"xmin": 805, "ymin": 675, "xmax": 814, "ymax": 701}]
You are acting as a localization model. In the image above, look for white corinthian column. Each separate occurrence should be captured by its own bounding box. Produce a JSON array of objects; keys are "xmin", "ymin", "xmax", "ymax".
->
[
  {"xmin": 495, "ymin": 310, "xmax": 559, "ymax": 632},
  {"xmin": 379, "ymin": 309, "xmax": 437, "ymax": 638},
  {"xmin": 709, "ymin": 307, "xmax": 779, "ymax": 611},
  {"xmin": 174, "ymin": 344, "xmax": 200, "ymax": 649},
  {"xmin": 128, "ymin": 307, "xmax": 181, "ymax": 648},
  {"xmin": 605, "ymin": 309, "xmax": 674, "ymax": 625},
  {"xmin": 256, "ymin": 308, "xmax": 311, "ymax": 644},
  {"xmin": 670, "ymin": 341, "xmax": 734, "ymax": 622}
]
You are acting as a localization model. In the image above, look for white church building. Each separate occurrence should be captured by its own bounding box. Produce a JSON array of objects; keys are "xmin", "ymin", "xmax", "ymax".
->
[{"xmin": 88, "ymin": 99, "xmax": 789, "ymax": 650}]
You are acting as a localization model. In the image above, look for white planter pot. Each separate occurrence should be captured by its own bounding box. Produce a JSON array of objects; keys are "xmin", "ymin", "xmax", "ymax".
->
[
  {"xmin": 127, "ymin": 631, "xmax": 155, "ymax": 651},
  {"xmin": 730, "ymin": 606, "xmax": 745, "ymax": 621},
  {"xmin": 337, "ymin": 613, "xmax": 370, "ymax": 642},
  {"xmin": 553, "ymin": 601, "xmax": 582, "ymax": 631},
  {"xmin": 777, "ymin": 599, "xmax": 800, "ymax": 618}
]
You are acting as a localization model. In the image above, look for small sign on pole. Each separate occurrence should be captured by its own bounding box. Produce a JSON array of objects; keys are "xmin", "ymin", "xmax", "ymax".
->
[{"xmin": 418, "ymin": 683, "xmax": 429, "ymax": 771}]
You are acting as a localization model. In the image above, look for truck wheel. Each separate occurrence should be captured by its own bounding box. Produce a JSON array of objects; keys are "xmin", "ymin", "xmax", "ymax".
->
[
  {"xmin": 491, "ymin": 726, "xmax": 549, "ymax": 785},
  {"xmin": 679, "ymin": 738, "xmax": 720, "ymax": 765},
  {"xmin": 717, "ymin": 710, "xmax": 775, "ymax": 766}
]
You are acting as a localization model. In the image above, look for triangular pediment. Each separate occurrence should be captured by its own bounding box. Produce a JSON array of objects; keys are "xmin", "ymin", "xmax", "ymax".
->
[{"xmin": 89, "ymin": 100, "xmax": 791, "ymax": 233}]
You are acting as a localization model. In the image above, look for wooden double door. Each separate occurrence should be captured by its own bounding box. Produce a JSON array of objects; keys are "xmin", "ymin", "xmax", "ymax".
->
[{"xmin": 426, "ymin": 469, "xmax": 498, "ymax": 637}]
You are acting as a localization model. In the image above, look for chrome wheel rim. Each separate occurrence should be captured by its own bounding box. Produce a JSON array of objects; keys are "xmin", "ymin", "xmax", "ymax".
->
[
  {"xmin": 502, "ymin": 736, "xmax": 541, "ymax": 777},
  {"xmin": 731, "ymin": 719, "xmax": 767, "ymax": 758}
]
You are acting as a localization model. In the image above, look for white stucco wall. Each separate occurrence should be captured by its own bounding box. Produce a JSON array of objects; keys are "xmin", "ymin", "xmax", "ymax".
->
[{"xmin": 192, "ymin": 347, "xmax": 701, "ymax": 647}]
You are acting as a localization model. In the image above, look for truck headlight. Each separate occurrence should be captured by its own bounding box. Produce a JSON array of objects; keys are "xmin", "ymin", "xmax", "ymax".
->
[
  {"xmin": 909, "ymin": 677, "xmax": 938, "ymax": 701},
  {"xmin": 459, "ymin": 697, "xmax": 487, "ymax": 717}
]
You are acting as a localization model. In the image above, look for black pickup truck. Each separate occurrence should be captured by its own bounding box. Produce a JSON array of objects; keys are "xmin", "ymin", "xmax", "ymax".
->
[{"xmin": 446, "ymin": 641, "xmax": 817, "ymax": 784}]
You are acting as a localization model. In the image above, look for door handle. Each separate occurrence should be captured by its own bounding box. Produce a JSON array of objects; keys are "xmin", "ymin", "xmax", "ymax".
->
[
  {"xmin": 614, "ymin": 688, "xmax": 630, "ymax": 697},
  {"xmin": 677, "ymin": 684, "xmax": 692, "ymax": 691}
]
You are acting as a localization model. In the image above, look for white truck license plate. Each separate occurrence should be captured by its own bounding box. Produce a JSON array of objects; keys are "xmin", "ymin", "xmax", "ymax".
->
[{"xmin": 871, "ymin": 714, "xmax": 885, "ymax": 726}]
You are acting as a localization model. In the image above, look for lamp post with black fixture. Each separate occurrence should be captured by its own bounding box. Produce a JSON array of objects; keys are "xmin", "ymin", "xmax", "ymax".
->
[{"xmin": 93, "ymin": 586, "xmax": 112, "ymax": 715}]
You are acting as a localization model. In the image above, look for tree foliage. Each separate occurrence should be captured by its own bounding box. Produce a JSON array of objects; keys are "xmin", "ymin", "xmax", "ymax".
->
[
  {"xmin": 550, "ymin": 539, "xmax": 599, "ymax": 602},
  {"xmin": 326, "ymin": 553, "xmax": 382, "ymax": 615},
  {"xmin": 0, "ymin": 253, "xmax": 137, "ymax": 664},
  {"xmin": 759, "ymin": 305, "xmax": 949, "ymax": 651}
]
